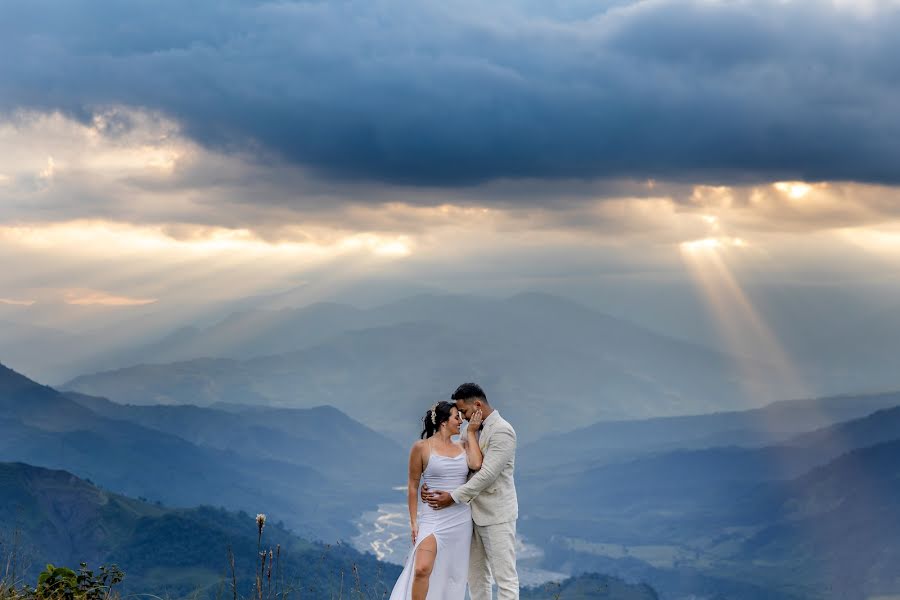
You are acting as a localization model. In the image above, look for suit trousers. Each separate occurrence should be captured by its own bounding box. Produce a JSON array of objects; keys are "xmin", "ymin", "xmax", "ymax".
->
[{"xmin": 468, "ymin": 520, "xmax": 519, "ymax": 600}]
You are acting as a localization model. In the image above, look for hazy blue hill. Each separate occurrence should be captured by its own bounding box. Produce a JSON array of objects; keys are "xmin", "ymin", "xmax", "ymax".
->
[
  {"xmin": 64, "ymin": 392, "xmax": 405, "ymax": 487},
  {"xmin": 0, "ymin": 363, "xmax": 102, "ymax": 431},
  {"xmin": 0, "ymin": 364, "xmax": 394, "ymax": 540},
  {"xmin": 0, "ymin": 280, "xmax": 442, "ymax": 383},
  {"xmin": 0, "ymin": 461, "xmax": 399, "ymax": 599},
  {"xmin": 119, "ymin": 302, "xmax": 371, "ymax": 365},
  {"xmin": 785, "ymin": 403, "xmax": 900, "ymax": 455},
  {"xmin": 523, "ymin": 445, "xmax": 829, "ymax": 532},
  {"xmin": 64, "ymin": 293, "xmax": 779, "ymax": 442},
  {"xmin": 520, "ymin": 391, "xmax": 900, "ymax": 472},
  {"xmin": 0, "ymin": 302, "xmax": 182, "ymax": 384},
  {"xmin": 524, "ymin": 552, "xmax": 809, "ymax": 600},
  {"xmin": 782, "ymin": 437, "xmax": 900, "ymax": 518},
  {"xmin": 64, "ymin": 358, "xmax": 271, "ymax": 406},
  {"xmin": 521, "ymin": 573, "xmax": 659, "ymax": 599},
  {"xmin": 12, "ymin": 289, "xmax": 900, "ymax": 403},
  {"xmin": 731, "ymin": 439, "xmax": 900, "ymax": 599},
  {"xmin": 519, "ymin": 402, "xmax": 900, "ymax": 599},
  {"xmin": 523, "ymin": 403, "xmax": 900, "ymax": 527}
]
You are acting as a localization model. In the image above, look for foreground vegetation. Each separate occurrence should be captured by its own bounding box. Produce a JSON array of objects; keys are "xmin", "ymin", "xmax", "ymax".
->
[
  {"xmin": 1, "ymin": 563, "xmax": 124, "ymax": 600},
  {"xmin": 0, "ymin": 513, "xmax": 394, "ymax": 600},
  {"xmin": 2, "ymin": 521, "xmax": 657, "ymax": 600}
]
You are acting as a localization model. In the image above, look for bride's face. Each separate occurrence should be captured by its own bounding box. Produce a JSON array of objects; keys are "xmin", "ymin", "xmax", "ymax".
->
[{"xmin": 444, "ymin": 407, "xmax": 462, "ymax": 435}]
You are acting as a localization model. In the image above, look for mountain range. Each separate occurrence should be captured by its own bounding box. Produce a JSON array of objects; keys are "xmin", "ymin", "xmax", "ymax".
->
[
  {"xmin": 62, "ymin": 293, "xmax": 784, "ymax": 442},
  {"xmin": 64, "ymin": 392, "xmax": 403, "ymax": 489},
  {"xmin": 518, "ymin": 390, "xmax": 900, "ymax": 472},
  {"xmin": 0, "ymin": 363, "xmax": 403, "ymax": 541},
  {"xmin": 7, "ymin": 283, "xmax": 900, "ymax": 599},
  {"xmin": 517, "ymin": 395, "xmax": 900, "ymax": 599},
  {"xmin": 8, "ymin": 288, "xmax": 900, "ymax": 433}
]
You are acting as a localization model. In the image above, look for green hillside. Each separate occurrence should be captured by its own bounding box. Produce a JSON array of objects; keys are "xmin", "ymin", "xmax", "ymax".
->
[
  {"xmin": 0, "ymin": 461, "xmax": 398, "ymax": 599},
  {"xmin": 1, "ymin": 461, "xmax": 659, "ymax": 600}
]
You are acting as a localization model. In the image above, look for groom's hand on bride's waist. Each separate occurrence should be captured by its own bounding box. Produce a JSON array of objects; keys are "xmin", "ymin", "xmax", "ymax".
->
[{"xmin": 425, "ymin": 490, "xmax": 455, "ymax": 510}]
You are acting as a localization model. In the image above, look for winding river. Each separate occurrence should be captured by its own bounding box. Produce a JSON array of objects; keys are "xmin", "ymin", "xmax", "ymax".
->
[{"xmin": 352, "ymin": 494, "xmax": 567, "ymax": 587}]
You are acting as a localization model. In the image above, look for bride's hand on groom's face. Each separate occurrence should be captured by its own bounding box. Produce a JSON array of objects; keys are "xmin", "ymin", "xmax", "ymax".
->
[{"xmin": 467, "ymin": 409, "xmax": 483, "ymax": 432}]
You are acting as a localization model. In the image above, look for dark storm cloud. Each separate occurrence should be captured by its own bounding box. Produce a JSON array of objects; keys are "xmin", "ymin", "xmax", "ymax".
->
[{"xmin": 2, "ymin": 0, "xmax": 899, "ymax": 187}]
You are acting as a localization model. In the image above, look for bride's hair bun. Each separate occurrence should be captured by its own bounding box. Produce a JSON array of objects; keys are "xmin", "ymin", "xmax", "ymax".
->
[{"xmin": 421, "ymin": 401, "xmax": 455, "ymax": 439}]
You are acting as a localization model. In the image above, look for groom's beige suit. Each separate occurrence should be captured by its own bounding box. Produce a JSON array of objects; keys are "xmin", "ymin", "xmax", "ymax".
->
[{"xmin": 451, "ymin": 410, "xmax": 519, "ymax": 600}]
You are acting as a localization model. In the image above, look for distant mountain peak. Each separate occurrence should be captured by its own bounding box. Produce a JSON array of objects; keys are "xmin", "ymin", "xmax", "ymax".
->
[{"xmin": 0, "ymin": 361, "xmax": 64, "ymax": 401}]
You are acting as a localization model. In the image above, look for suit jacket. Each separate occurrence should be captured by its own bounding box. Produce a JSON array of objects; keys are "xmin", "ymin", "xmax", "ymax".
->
[{"xmin": 451, "ymin": 410, "xmax": 518, "ymax": 526}]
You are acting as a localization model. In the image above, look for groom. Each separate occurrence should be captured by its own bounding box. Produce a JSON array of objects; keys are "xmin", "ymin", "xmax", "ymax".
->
[{"xmin": 424, "ymin": 382, "xmax": 520, "ymax": 599}]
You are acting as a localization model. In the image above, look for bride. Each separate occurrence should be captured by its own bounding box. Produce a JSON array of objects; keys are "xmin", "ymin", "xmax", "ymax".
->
[{"xmin": 389, "ymin": 401, "xmax": 483, "ymax": 600}]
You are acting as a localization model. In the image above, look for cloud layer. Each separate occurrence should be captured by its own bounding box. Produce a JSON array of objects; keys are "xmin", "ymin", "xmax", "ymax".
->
[{"xmin": 2, "ymin": 0, "xmax": 899, "ymax": 186}]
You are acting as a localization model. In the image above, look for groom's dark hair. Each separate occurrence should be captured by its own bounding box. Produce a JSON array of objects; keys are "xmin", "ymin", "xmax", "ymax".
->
[{"xmin": 451, "ymin": 382, "xmax": 487, "ymax": 404}]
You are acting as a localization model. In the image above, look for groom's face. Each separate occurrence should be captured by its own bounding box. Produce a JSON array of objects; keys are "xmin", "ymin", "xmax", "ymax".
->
[{"xmin": 455, "ymin": 398, "xmax": 478, "ymax": 421}]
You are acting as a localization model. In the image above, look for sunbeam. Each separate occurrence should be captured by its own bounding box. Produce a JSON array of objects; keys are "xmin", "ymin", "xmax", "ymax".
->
[
  {"xmin": 679, "ymin": 239, "xmax": 808, "ymax": 408},
  {"xmin": 679, "ymin": 232, "xmax": 876, "ymax": 584}
]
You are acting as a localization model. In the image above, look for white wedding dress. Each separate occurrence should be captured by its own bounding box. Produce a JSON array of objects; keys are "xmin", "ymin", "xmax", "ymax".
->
[{"xmin": 389, "ymin": 451, "xmax": 473, "ymax": 600}]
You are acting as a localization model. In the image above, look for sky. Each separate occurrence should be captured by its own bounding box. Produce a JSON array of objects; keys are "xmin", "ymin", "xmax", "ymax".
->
[{"xmin": 2, "ymin": 0, "xmax": 900, "ymax": 350}]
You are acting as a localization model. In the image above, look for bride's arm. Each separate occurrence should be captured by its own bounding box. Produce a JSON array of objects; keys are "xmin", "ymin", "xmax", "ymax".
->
[
  {"xmin": 464, "ymin": 410, "xmax": 483, "ymax": 470},
  {"xmin": 407, "ymin": 441, "xmax": 425, "ymax": 544}
]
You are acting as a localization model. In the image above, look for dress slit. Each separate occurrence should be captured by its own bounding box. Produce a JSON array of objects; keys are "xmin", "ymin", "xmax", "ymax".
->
[{"xmin": 388, "ymin": 453, "xmax": 472, "ymax": 600}]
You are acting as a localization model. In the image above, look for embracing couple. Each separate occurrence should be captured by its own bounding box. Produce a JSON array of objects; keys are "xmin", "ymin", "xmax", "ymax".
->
[{"xmin": 389, "ymin": 382, "xmax": 519, "ymax": 600}]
